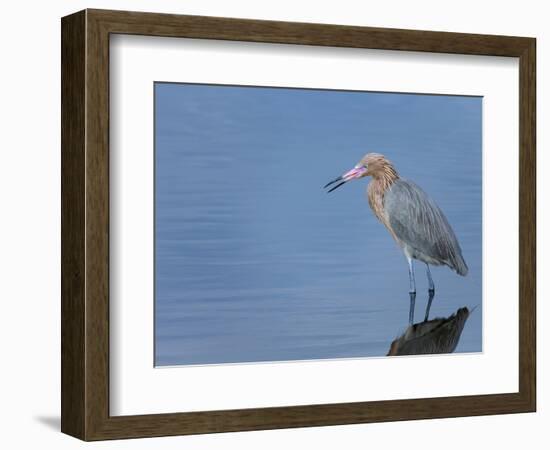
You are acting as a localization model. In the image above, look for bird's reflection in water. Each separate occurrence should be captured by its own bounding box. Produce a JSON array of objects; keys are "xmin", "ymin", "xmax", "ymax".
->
[{"xmin": 387, "ymin": 307, "xmax": 472, "ymax": 356}]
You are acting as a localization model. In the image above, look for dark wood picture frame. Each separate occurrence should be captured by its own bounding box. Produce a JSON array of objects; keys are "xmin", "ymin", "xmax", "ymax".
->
[{"xmin": 61, "ymin": 8, "xmax": 536, "ymax": 441}]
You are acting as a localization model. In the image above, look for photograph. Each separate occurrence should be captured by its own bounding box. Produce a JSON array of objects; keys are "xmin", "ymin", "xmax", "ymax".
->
[
  {"xmin": 48, "ymin": 3, "xmax": 536, "ymax": 444},
  {"xmin": 154, "ymin": 82, "xmax": 482, "ymax": 366}
]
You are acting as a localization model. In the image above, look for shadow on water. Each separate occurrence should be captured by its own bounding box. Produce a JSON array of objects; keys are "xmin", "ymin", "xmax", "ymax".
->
[{"xmin": 387, "ymin": 307, "xmax": 472, "ymax": 356}]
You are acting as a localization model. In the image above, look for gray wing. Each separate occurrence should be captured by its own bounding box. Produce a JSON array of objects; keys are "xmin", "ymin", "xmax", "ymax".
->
[{"xmin": 384, "ymin": 179, "xmax": 468, "ymax": 275}]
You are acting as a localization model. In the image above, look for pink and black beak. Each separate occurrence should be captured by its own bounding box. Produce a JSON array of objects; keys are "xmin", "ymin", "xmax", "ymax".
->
[{"xmin": 324, "ymin": 166, "xmax": 367, "ymax": 193}]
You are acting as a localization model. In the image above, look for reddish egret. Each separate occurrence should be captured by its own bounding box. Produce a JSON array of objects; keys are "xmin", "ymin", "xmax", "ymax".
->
[{"xmin": 324, "ymin": 153, "xmax": 468, "ymax": 324}]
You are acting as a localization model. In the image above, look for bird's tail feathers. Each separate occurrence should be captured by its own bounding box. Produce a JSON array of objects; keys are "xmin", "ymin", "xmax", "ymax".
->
[{"xmin": 452, "ymin": 255, "xmax": 468, "ymax": 276}]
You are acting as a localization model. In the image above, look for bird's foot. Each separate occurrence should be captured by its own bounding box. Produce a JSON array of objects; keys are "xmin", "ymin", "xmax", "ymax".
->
[
  {"xmin": 408, "ymin": 291, "xmax": 416, "ymax": 326},
  {"xmin": 424, "ymin": 289, "xmax": 435, "ymax": 322}
]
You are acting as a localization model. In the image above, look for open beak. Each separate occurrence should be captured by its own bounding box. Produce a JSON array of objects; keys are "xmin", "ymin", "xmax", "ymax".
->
[{"xmin": 324, "ymin": 166, "xmax": 367, "ymax": 193}]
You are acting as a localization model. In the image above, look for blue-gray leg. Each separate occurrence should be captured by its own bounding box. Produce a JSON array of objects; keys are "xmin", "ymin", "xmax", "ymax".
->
[
  {"xmin": 424, "ymin": 264, "xmax": 435, "ymax": 322},
  {"xmin": 408, "ymin": 258, "xmax": 416, "ymax": 325}
]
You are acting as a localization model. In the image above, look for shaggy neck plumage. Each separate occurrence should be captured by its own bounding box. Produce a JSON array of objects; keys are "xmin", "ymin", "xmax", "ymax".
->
[
  {"xmin": 367, "ymin": 160, "xmax": 399, "ymax": 225},
  {"xmin": 371, "ymin": 163, "xmax": 399, "ymax": 191}
]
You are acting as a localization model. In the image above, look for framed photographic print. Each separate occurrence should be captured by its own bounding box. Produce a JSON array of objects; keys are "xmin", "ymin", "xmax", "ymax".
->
[{"xmin": 61, "ymin": 9, "xmax": 536, "ymax": 441}]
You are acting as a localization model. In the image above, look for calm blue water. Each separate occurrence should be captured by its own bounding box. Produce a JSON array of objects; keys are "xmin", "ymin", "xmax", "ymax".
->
[{"xmin": 154, "ymin": 83, "xmax": 482, "ymax": 366}]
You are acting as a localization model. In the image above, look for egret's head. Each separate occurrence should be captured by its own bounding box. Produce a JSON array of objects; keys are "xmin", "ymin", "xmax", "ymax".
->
[{"xmin": 324, "ymin": 153, "xmax": 395, "ymax": 193}]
